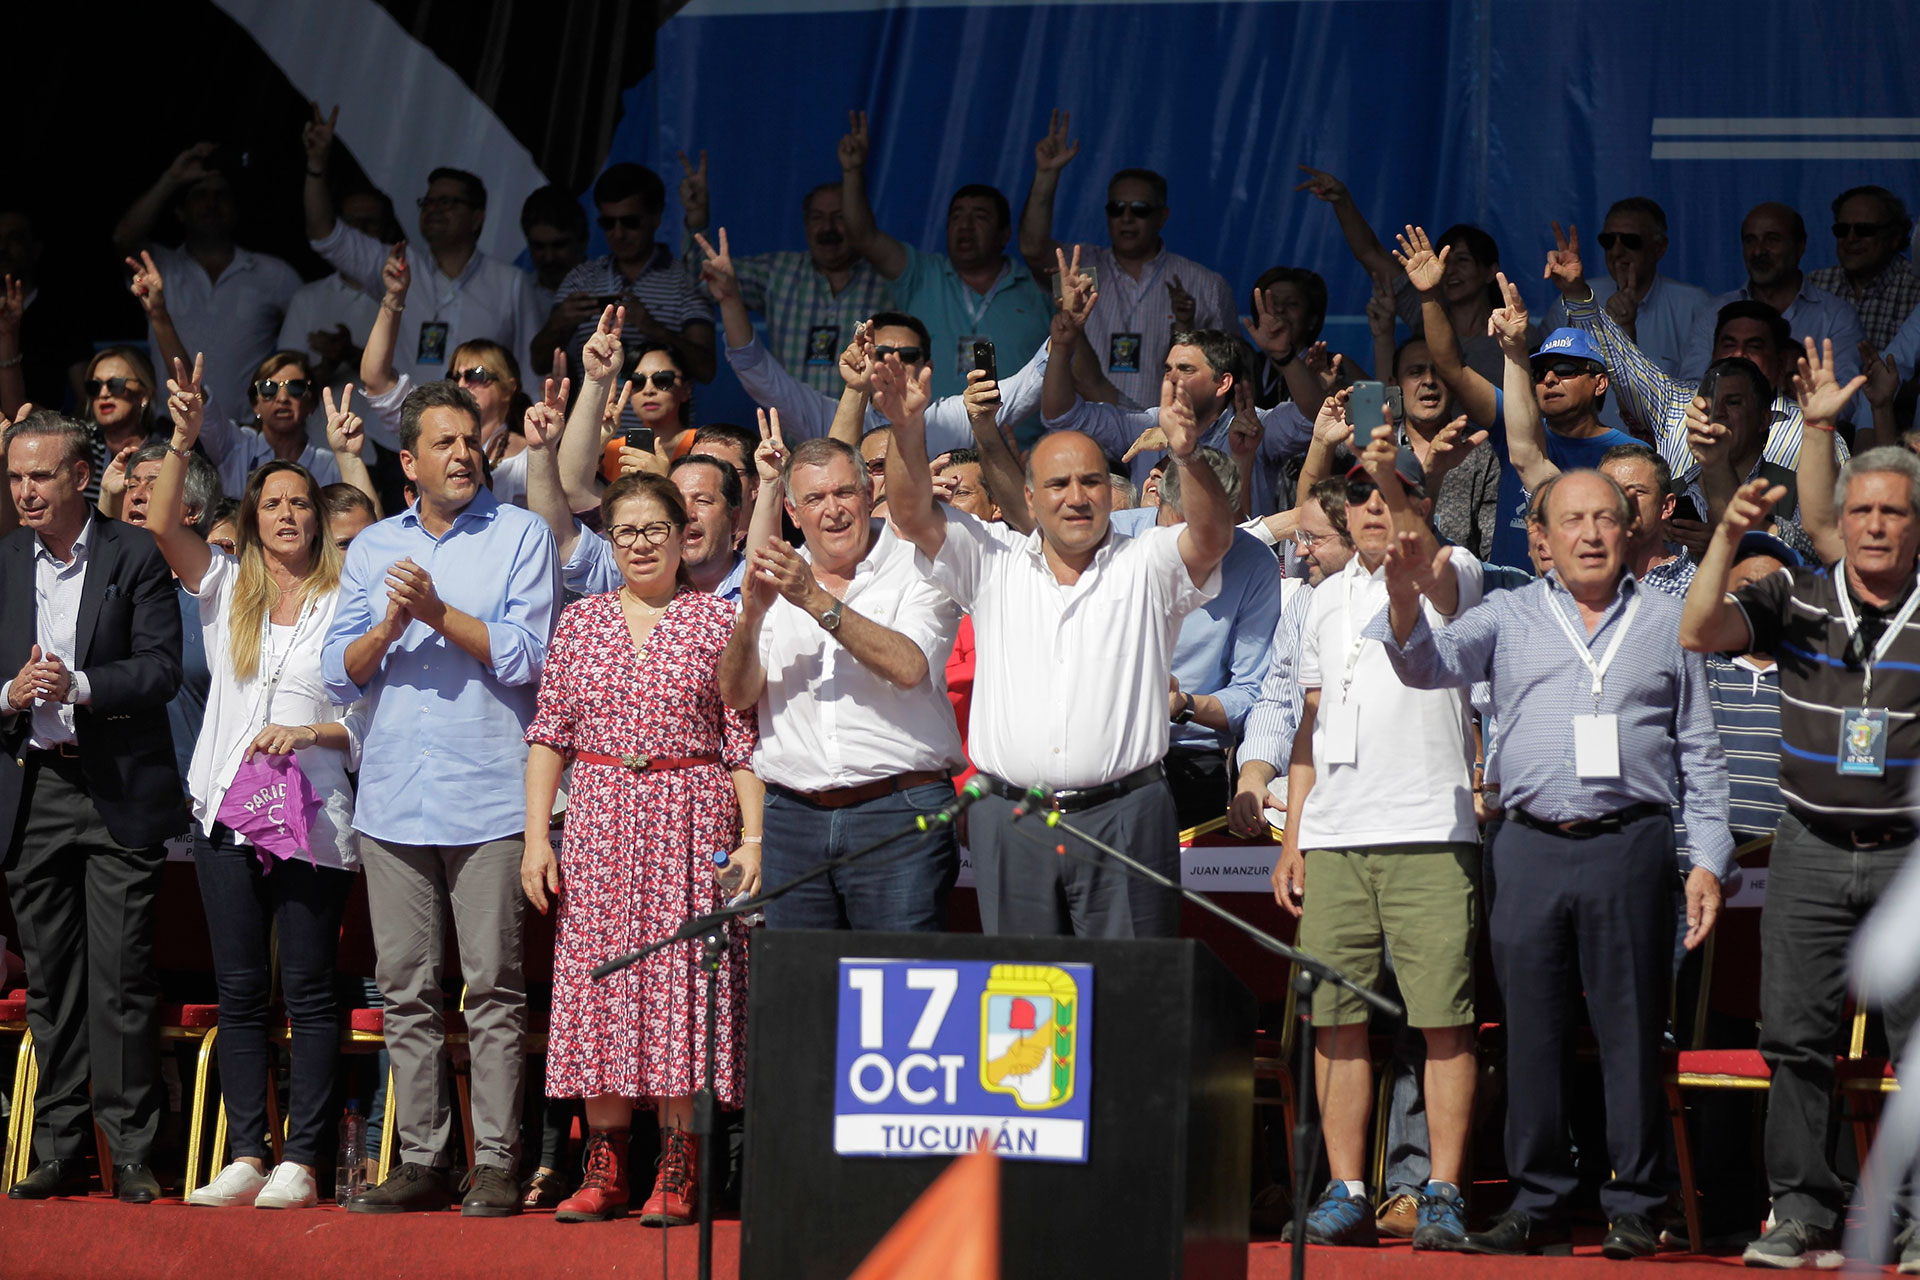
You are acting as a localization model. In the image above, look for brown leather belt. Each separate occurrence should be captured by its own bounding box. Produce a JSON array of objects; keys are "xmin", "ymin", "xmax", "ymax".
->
[
  {"xmin": 770, "ymin": 769, "xmax": 952, "ymax": 810},
  {"xmin": 572, "ymin": 750, "xmax": 720, "ymax": 772}
]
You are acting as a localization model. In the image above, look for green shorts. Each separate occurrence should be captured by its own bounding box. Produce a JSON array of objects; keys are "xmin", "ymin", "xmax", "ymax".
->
[{"xmin": 1296, "ymin": 842, "xmax": 1479, "ymax": 1028}]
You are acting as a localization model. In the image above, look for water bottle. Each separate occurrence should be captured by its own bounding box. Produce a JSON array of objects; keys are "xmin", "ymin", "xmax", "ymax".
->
[
  {"xmin": 336, "ymin": 1101, "xmax": 368, "ymax": 1205},
  {"xmin": 714, "ymin": 849, "xmax": 764, "ymax": 925}
]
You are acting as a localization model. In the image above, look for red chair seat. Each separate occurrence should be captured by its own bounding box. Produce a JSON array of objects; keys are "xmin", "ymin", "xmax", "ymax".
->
[
  {"xmin": 348, "ymin": 1007, "xmax": 384, "ymax": 1034},
  {"xmin": 161, "ymin": 1003, "xmax": 220, "ymax": 1029},
  {"xmin": 1838, "ymin": 1056, "xmax": 1896, "ymax": 1082},
  {"xmin": 0, "ymin": 990, "xmax": 27, "ymax": 1022},
  {"xmin": 1673, "ymin": 1048, "xmax": 1770, "ymax": 1078}
]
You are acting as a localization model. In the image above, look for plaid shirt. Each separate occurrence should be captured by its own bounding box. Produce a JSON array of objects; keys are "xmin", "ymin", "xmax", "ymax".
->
[
  {"xmin": 1809, "ymin": 258, "xmax": 1920, "ymax": 352},
  {"xmin": 682, "ymin": 239, "xmax": 892, "ymax": 396}
]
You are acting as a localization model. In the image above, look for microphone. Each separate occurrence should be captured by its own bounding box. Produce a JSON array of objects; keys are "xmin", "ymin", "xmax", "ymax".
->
[
  {"xmin": 1009, "ymin": 783, "xmax": 1052, "ymax": 822},
  {"xmin": 914, "ymin": 777, "xmax": 987, "ymax": 831}
]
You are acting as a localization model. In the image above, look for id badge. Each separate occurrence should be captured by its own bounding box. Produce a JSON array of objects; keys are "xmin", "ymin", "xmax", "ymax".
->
[
  {"xmin": 1322, "ymin": 696, "xmax": 1359, "ymax": 766},
  {"xmin": 1108, "ymin": 331, "xmax": 1143, "ymax": 374},
  {"xmin": 1572, "ymin": 713, "xmax": 1621, "ymax": 780},
  {"xmin": 416, "ymin": 321, "xmax": 449, "ymax": 366},
  {"xmin": 1838, "ymin": 706, "xmax": 1890, "ymax": 777},
  {"xmin": 806, "ymin": 323, "xmax": 839, "ymax": 366},
  {"xmin": 956, "ymin": 335, "xmax": 986, "ymax": 379}
]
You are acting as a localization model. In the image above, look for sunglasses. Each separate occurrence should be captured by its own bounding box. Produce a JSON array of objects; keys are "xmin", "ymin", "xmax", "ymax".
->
[
  {"xmin": 1345, "ymin": 476, "xmax": 1422, "ymax": 506},
  {"xmin": 254, "ymin": 378, "xmax": 311, "ymax": 400},
  {"xmin": 452, "ymin": 368, "xmax": 498, "ymax": 387},
  {"xmin": 1595, "ymin": 231, "xmax": 1645, "ymax": 252},
  {"xmin": 85, "ymin": 376, "xmax": 144, "ymax": 398},
  {"xmin": 635, "ymin": 370, "xmax": 684, "ymax": 391},
  {"xmin": 1833, "ymin": 221, "xmax": 1888, "ymax": 241},
  {"xmin": 872, "ymin": 344, "xmax": 925, "ymax": 363},
  {"xmin": 1105, "ymin": 200, "xmax": 1157, "ymax": 219},
  {"xmin": 1532, "ymin": 359, "xmax": 1597, "ymax": 383},
  {"xmin": 417, "ymin": 195, "xmax": 474, "ymax": 212},
  {"xmin": 607, "ymin": 521, "xmax": 676, "ymax": 548},
  {"xmin": 597, "ymin": 214, "xmax": 650, "ymax": 231}
]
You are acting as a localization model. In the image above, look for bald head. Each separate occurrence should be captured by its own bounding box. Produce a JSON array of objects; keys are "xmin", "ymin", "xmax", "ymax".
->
[
  {"xmin": 1026, "ymin": 430, "xmax": 1113, "ymax": 559},
  {"xmin": 1027, "ymin": 430, "xmax": 1106, "ymax": 483},
  {"xmin": 1741, "ymin": 202, "xmax": 1807, "ymax": 289}
]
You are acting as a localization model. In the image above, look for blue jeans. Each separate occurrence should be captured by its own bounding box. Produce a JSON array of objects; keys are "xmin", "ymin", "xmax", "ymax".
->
[{"xmin": 761, "ymin": 782, "xmax": 959, "ymax": 932}]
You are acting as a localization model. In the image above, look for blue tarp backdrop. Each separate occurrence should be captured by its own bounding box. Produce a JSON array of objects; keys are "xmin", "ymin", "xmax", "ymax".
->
[{"xmin": 599, "ymin": 0, "xmax": 1920, "ymax": 420}]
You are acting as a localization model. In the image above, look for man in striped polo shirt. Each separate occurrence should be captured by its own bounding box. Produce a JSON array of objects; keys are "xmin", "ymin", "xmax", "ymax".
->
[{"xmin": 1682, "ymin": 386, "xmax": 1920, "ymax": 1268}]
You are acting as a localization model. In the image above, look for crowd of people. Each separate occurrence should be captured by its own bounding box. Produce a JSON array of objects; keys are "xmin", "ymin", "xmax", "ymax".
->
[{"xmin": 3, "ymin": 101, "xmax": 1920, "ymax": 1268}]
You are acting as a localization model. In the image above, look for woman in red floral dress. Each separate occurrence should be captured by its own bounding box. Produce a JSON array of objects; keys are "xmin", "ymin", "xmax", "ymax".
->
[{"xmin": 521, "ymin": 473, "xmax": 760, "ymax": 1226}]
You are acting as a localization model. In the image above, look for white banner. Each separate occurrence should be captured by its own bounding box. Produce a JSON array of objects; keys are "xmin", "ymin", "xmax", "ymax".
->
[{"xmin": 834, "ymin": 1113, "xmax": 1086, "ymax": 1160}]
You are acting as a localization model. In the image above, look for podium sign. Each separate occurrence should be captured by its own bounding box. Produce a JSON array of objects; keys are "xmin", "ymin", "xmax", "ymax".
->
[{"xmin": 833, "ymin": 958, "xmax": 1094, "ymax": 1161}]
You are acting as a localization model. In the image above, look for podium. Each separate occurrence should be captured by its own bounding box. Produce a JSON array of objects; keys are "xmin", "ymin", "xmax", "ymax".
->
[{"xmin": 740, "ymin": 930, "xmax": 1255, "ymax": 1279}]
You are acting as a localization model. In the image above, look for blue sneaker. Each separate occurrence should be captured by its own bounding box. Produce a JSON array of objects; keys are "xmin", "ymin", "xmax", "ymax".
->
[
  {"xmin": 1411, "ymin": 1181, "xmax": 1468, "ymax": 1251},
  {"xmin": 1283, "ymin": 1181, "xmax": 1378, "ymax": 1247}
]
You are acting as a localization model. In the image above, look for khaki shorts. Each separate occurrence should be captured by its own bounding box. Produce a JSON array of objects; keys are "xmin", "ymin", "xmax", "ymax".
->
[{"xmin": 1296, "ymin": 842, "xmax": 1479, "ymax": 1028}]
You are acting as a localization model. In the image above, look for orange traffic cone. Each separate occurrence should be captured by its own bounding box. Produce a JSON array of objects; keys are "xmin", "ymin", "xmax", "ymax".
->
[{"xmin": 848, "ymin": 1139, "xmax": 1000, "ymax": 1280}]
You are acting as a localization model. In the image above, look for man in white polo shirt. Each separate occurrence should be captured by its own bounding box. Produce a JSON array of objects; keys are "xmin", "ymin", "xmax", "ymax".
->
[
  {"xmin": 718, "ymin": 423, "xmax": 964, "ymax": 932},
  {"xmin": 1275, "ymin": 437, "xmax": 1484, "ymax": 1252},
  {"xmin": 880, "ymin": 353, "xmax": 1233, "ymax": 938}
]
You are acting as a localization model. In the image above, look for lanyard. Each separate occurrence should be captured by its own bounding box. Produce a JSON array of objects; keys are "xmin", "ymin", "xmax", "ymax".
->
[
  {"xmin": 1546, "ymin": 585, "xmax": 1642, "ymax": 708},
  {"xmin": 1336, "ymin": 567, "xmax": 1381, "ymax": 703},
  {"xmin": 1113, "ymin": 253, "xmax": 1174, "ymax": 333},
  {"xmin": 1832, "ymin": 559, "xmax": 1920, "ymax": 702},
  {"xmin": 959, "ymin": 263, "xmax": 1014, "ymax": 329},
  {"xmin": 421, "ymin": 249, "xmax": 478, "ymax": 322},
  {"xmin": 257, "ymin": 593, "xmax": 317, "ymax": 722}
]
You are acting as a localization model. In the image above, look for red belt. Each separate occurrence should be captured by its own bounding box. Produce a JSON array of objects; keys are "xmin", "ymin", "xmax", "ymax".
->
[{"xmin": 572, "ymin": 751, "xmax": 721, "ymax": 772}]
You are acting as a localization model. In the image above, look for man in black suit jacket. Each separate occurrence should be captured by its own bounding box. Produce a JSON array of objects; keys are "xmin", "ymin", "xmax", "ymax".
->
[{"xmin": 1, "ymin": 410, "xmax": 184, "ymax": 1202}]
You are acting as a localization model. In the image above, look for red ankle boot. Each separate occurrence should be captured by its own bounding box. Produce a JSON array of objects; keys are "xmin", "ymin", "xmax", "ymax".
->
[
  {"xmin": 554, "ymin": 1128, "xmax": 631, "ymax": 1223},
  {"xmin": 638, "ymin": 1128, "xmax": 698, "ymax": 1227}
]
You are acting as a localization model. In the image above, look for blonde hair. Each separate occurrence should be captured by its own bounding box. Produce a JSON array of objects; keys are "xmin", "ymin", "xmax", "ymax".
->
[{"xmin": 228, "ymin": 461, "xmax": 342, "ymax": 680}]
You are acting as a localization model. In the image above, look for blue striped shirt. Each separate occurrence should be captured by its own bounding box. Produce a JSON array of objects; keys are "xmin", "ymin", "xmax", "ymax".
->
[
  {"xmin": 1239, "ymin": 579, "xmax": 1315, "ymax": 769},
  {"xmin": 1705, "ymin": 654, "xmax": 1786, "ymax": 838},
  {"xmin": 1364, "ymin": 571, "xmax": 1733, "ymax": 877}
]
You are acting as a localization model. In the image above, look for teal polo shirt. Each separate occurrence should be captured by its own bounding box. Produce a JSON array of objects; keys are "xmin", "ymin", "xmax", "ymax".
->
[{"xmin": 889, "ymin": 245, "xmax": 1054, "ymax": 401}]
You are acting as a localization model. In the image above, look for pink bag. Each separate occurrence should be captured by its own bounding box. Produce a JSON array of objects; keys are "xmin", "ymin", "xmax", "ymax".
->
[{"xmin": 215, "ymin": 753, "xmax": 322, "ymax": 869}]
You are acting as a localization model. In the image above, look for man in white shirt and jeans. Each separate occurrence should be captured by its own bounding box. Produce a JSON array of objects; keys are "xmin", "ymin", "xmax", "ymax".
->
[
  {"xmin": 880, "ymin": 345, "xmax": 1233, "ymax": 938},
  {"xmin": 1274, "ymin": 437, "xmax": 1485, "ymax": 1252},
  {"xmin": 719, "ymin": 428, "xmax": 964, "ymax": 932}
]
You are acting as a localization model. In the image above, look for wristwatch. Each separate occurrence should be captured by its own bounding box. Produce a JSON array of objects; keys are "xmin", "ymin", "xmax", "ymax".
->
[
  {"xmin": 1173, "ymin": 692, "xmax": 1195, "ymax": 724},
  {"xmin": 818, "ymin": 598, "xmax": 845, "ymax": 633}
]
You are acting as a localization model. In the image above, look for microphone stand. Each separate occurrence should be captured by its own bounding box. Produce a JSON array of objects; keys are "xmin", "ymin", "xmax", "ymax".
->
[
  {"xmin": 998, "ymin": 782, "xmax": 1398, "ymax": 1280},
  {"xmin": 590, "ymin": 789, "xmax": 977, "ymax": 1280}
]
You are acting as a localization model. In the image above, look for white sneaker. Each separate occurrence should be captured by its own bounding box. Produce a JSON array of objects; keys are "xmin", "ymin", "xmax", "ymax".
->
[
  {"xmin": 255, "ymin": 1163, "xmax": 319, "ymax": 1209},
  {"xmin": 188, "ymin": 1160, "xmax": 269, "ymax": 1207}
]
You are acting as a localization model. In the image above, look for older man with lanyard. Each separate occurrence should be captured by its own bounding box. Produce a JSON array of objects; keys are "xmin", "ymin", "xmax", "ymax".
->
[
  {"xmin": 1680, "ymin": 342, "xmax": 1920, "ymax": 1271},
  {"xmin": 1368, "ymin": 467, "xmax": 1731, "ymax": 1260},
  {"xmin": 882, "ymin": 346, "xmax": 1233, "ymax": 938}
]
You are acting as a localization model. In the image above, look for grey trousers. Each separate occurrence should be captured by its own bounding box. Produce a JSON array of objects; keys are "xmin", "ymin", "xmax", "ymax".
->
[
  {"xmin": 969, "ymin": 779, "xmax": 1181, "ymax": 937},
  {"xmin": 360, "ymin": 835, "xmax": 526, "ymax": 1171}
]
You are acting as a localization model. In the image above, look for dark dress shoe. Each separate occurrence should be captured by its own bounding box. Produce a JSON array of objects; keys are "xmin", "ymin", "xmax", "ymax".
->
[
  {"xmin": 8, "ymin": 1158, "xmax": 90, "ymax": 1199},
  {"xmin": 1461, "ymin": 1209, "xmax": 1574, "ymax": 1256},
  {"xmin": 1601, "ymin": 1212, "xmax": 1660, "ymax": 1260},
  {"xmin": 116, "ymin": 1164, "xmax": 162, "ymax": 1203},
  {"xmin": 348, "ymin": 1161, "xmax": 451, "ymax": 1214}
]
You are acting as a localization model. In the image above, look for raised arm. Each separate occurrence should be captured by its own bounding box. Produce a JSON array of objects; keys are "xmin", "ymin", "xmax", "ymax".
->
[
  {"xmin": 1681, "ymin": 478, "xmax": 1785, "ymax": 653},
  {"xmin": 1294, "ymin": 386, "xmax": 1352, "ymax": 509},
  {"xmin": 694, "ymin": 229, "xmax": 757, "ymax": 351},
  {"xmin": 1366, "ymin": 269, "xmax": 1398, "ymax": 389},
  {"xmin": 115, "ymin": 143, "xmax": 216, "ymax": 255},
  {"xmin": 963, "ymin": 369, "xmax": 1033, "ymax": 534},
  {"xmin": 830, "ymin": 323, "xmax": 875, "ymax": 447},
  {"xmin": 1488, "ymin": 271, "xmax": 1556, "ymax": 491},
  {"xmin": 126, "ymin": 252, "xmax": 189, "ymax": 393},
  {"xmin": 322, "ymin": 385, "xmax": 381, "ymax": 513},
  {"xmin": 1017, "ymin": 109, "xmax": 1077, "ymax": 274},
  {"xmin": 1296, "ymin": 166, "xmax": 1397, "ymax": 282},
  {"xmin": 1162, "ymin": 379, "xmax": 1234, "ymax": 586},
  {"xmin": 719, "ymin": 412, "xmax": 789, "ymax": 709},
  {"xmin": 556, "ymin": 307, "xmax": 623, "ymax": 509},
  {"xmin": 152, "ymin": 355, "xmax": 215, "ymax": 590},
  {"xmin": 1859, "ymin": 342, "xmax": 1901, "ymax": 452},
  {"xmin": 874, "ymin": 354, "xmax": 945, "ymax": 559},
  {"xmin": 1240, "ymin": 285, "xmax": 1332, "ymax": 420},
  {"xmin": 836, "ymin": 111, "xmax": 907, "ymax": 281},
  {"xmin": 1399, "ymin": 226, "xmax": 1497, "ymax": 427},
  {"xmin": 520, "ymin": 370, "xmax": 579, "ymax": 562},
  {"xmin": 1790, "ymin": 336, "xmax": 1867, "ymax": 566},
  {"xmin": 1040, "ymin": 246, "xmax": 1098, "ymax": 422},
  {"xmin": 359, "ymin": 241, "xmax": 409, "ymax": 398},
  {"xmin": 0, "ymin": 277, "xmax": 24, "ymax": 422},
  {"xmin": 300, "ymin": 104, "xmax": 339, "ymax": 241}
]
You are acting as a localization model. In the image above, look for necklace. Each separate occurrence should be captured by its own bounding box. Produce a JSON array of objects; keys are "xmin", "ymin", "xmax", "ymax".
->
[{"xmin": 620, "ymin": 586, "xmax": 675, "ymax": 615}]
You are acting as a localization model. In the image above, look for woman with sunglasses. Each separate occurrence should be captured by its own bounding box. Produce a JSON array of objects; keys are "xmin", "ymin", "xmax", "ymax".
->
[
  {"xmin": 521, "ymin": 472, "xmax": 757, "ymax": 1226},
  {"xmin": 594, "ymin": 344, "xmax": 697, "ymax": 485},
  {"xmin": 78, "ymin": 345, "xmax": 162, "ymax": 502},
  {"xmin": 359, "ymin": 241, "xmax": 535, "ymax": 504},
  {"xmin": 150, "ymin": 364, "xmax": 365, "ymax": 1210}
]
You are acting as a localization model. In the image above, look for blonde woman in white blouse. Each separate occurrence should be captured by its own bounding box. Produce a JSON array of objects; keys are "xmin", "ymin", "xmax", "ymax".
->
[{"xmin": 152, "ymin": 355, "xmax": 365, "ymax": 1211}]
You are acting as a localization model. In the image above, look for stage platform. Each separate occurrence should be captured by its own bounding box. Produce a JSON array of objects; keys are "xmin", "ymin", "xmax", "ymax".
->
[{"xmin": 0, "ymin": 1194, "xmax": 1787, "ymax": 1279}]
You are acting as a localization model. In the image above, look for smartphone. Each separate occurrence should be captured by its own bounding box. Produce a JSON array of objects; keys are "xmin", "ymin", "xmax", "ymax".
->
[
  {"xmin": 624, "ymin": 425, "xmax": 655, "ymax": 454},
  {"xmin": 596, "ymin": 293, "xmax": 623, "ymax": 309},
  {"xmin": 1347, "ymin": 381, "xmax": 1387, "ymax": 452},
  {"xmin": 1697, "ymin": 366, "xmax": 1721, "ymax": 415},
  {"xmin": 1671, "ymin": 496, "xmax": 1704, "ymax": 525},
  {"xmin": 971, "ymin": 339, "xmax": 997, "ymax": 383}
]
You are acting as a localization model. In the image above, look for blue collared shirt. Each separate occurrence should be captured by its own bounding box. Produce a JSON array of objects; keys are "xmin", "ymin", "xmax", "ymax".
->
[
  {"xmin": 1111, "ymin": 507, "xmax": 1282, "ymax": 749},
  {"xmin": 563, "ymin": 529, "xmax": 744, "ymax": 603},
  {"xmin": 1363, "ymin": 571, "xmax": 1733, "ymax": 878},
  {"xmin": 1239, "ymin": 578, "xmax": 1316, "ymax": 769},
  {"xmin": 321, "ymin": 489, "xmax": 560, "ymax": 845}
]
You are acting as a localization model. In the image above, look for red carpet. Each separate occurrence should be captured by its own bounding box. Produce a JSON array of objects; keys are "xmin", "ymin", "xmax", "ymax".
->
[{"xmin": 0, "ymin": 1196, "xmax": 1773, "ymax": 1279}]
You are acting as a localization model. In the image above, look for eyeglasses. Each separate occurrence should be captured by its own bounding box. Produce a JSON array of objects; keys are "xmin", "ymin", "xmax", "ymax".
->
[
  {"xmin": 253, "ymin": 378, "xmax": 311, "ymax": 400},
  {"xmin": 606, "ymin": 521, "xmax": 676, "ymax": 548},
  {"xmin": 636, "ymin": 370, "xmax": 684, "ymax": 391},
  {"xmin": 417, "ymin": 195, "xmax": 474, "ymax": 212},
  {"xmin": 1531, "ymin": 359, "xmax": 1596, "ymax": 383},
  {"xmin": 872, "ymin": 344, "xmax": 925, "ymax": 363},
  {"xmin": 452, "ymin": 368, "xmax": 498, "ymax": 387},
  {"xmin": 1293, "ymin": 528, "xmax": 1332, "ymax": 549},
  {"xmin": 1105, "ymin": 200, "xmax": 1157, "ymax": 219},
  {"xmin": 1833, "ymin": 221, "xmax": 1888, "ymax": 241},
  {"xmin": 597, "ymin": 214, "xmax": 651, "ymax": 231},
  {"xmin": 1595, "ymin": 231, "xmax": 1645, "ymax": 252},
  {"xmin": 85, "ymin": 376, "xmax": 144, "ymax": 398}
]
